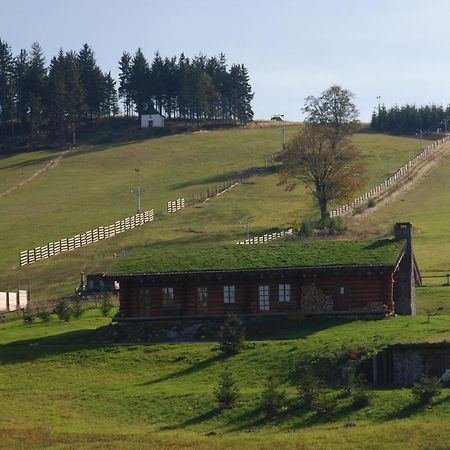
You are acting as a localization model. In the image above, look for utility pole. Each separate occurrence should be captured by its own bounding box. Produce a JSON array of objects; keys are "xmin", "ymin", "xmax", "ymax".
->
[{"xmin": 132, "ymin": 168, "xmax": 142, "ymax": 214}]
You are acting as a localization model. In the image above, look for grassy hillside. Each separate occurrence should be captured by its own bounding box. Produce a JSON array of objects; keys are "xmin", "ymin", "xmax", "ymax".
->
[
  {"xmin": 0, "ymin": 127, "xmax": 424, "ymax": 301},
  {"xmin": 0, "ymin": 311, "xmax": 449, "ymax": 449}
]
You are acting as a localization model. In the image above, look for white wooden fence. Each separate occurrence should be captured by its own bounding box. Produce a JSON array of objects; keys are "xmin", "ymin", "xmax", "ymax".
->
[
  {"xmin": 0, "ymin": 290, "xmax": 29, "ymax": 312},
  {"xmin": 236, "ymin": 228, "xmax": 294, "ymax": 245},
  {"xmin": 19, "ymin": 210, "xmax": 154, "ymax": 267},
  {"xmin": 167, "ymin": 198, "xmax": 185, "ymax": 213},
  {"xmin": 329, "ymin": 136, "xmax": 450, "ymax": 217}
]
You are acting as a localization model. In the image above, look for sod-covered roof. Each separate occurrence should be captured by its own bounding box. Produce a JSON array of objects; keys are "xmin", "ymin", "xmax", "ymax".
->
[{"xmin": 112, "ymin": 238, "xmax": 406, "ymax": 275}]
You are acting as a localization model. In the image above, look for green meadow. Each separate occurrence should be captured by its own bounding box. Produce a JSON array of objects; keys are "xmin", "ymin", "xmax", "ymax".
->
[
  {"xmin": 0, "ymin": 126, "xmax": 424, "ymax": 301},
  {"xmin": 0, "ymin": 310, "xmax": 449, "ymax": 449},
  {"xmin": 1, "ymin": 126, "xmax": 450, "ymax": 449}
]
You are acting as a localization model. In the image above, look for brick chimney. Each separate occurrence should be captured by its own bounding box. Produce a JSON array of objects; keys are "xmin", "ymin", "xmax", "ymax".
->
[{"xmin": 393, "ymin": 222, "xmax": 416, "ymax": 315}]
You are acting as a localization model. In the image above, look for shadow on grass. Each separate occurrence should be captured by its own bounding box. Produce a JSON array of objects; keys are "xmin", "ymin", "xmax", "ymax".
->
[
  {"xmin": 139, "ymin": 353, "xmax": 227, "ymax": 386},
  {"xmin": 170, "ymin": 166, "xmax": 279, "ymax": 190},
  {"xmin": 178, "ymin": 407, "xmax": 223, "ymax": 427},
  {"xmin": 382, "ymin": 392, "xmax": 450, "ymax": 421},
  {"xmin": 0, "ymin": 329, "xmax": 101, "ymax": 365}
]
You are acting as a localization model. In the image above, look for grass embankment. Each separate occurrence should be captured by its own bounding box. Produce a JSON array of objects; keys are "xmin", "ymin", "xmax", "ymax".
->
[
  {"xmin": 0, "ymin": 311, "xmax": 449, "ymax": 449},
  {"xmin": 0, "ymin": 128, "xmax": 422, "ymax": 301}
]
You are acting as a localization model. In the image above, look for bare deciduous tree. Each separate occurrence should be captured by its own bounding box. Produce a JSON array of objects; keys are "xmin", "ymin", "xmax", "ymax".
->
[{"xmin": 279, "ymin": 124, "xmax": 366, "ymax": 221}]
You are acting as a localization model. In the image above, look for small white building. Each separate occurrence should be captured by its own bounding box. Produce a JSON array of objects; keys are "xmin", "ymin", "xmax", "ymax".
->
[{"xmin": 141, "ymin": 109, "xmax": 165, "ymax": 128}]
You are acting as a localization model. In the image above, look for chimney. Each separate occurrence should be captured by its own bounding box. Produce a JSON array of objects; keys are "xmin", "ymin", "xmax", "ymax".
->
[
  {"xmin": 393, "ymin": 222, "xmax": 416, "ymax": 316},
  {"xmin": 394, "ymin": 222, "xmax": 412, "ymax": 244}
]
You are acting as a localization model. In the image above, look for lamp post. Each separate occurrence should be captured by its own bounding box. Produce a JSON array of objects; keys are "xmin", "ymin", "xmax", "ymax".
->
[
  {"xmin": 239, "ymin": 217, "xmax": 254, "ymax": 240},
  {"xmin": 416, "ymin": 129, "xmax": 423, "ymax": 148},
  {"xmin": 133, "ymin": 168, "xmax": 142, "ymax": 214}
]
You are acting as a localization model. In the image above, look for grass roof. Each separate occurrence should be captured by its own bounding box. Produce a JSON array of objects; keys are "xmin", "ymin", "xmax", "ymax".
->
[{"xmin": 112, "ymin": 238, "xmax": 406, "ymax": 274}]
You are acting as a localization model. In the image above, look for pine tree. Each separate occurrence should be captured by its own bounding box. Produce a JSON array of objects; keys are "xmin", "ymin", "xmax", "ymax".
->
[
  {"xmin": 129, "ymin": 48, "xmax": 152, "ymax": 118},
  {"xmin": 25, "ymin": 42, "xmax": 47, "ymax": 135},
  {"xmin": 118, "ymin": 51, "xmax": 133, "ymax": 116},
  {"xmin": 0, "ymin": 38, "xmax": 15, "ymax": 135}
]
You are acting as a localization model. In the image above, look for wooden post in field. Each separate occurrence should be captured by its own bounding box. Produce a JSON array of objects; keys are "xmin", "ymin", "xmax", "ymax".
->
[
  {"xmin": 27, "ymin": 280, "xmax": 31, "ymax": 307},
  {"xmin": 6, "ymin": 284, "xmax": 9, "ymax": 312}
]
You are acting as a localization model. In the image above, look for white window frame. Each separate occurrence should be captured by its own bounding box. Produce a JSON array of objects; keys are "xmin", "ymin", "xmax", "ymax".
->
[
  {"xmin": 259, "ymin": 285, "xmax": 270, "ymax": 311},
  {"xmin": 197, "ymin": 287, "xmax": 208, "ymax": 313},
  {"xmin": 278, "ymin": 284, "xmax": 291, "ymax": 302},
  {"xmin": 162, "ymin": 287, "xmax": 174, "ymax": 305},
  {"xmin": 223, "ymin": 285, "xmax": 236, "ymax": 304}
]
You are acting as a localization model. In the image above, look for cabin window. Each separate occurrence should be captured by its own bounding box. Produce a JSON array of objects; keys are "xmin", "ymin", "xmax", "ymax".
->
[
  {"xmin": 139, "ymin": 287, "xmax": 152, "ymax": 316},
  {"xmin": 223, "ymin": 285, "xmax": 235, "ymax": 304},
  {"xmin": 197, "ymin": 287, "xmax": 208, "ymax": 313},
  {"xmin": 339, "ymin": 286, "xmax": 345, "ymax": 295},
  {"xmin": 162, "ymin": 287, "xmax": 174, "ymax": 305},
  {"xmin": 278, "ymin": 284, "xmax": 291, "ymax": 302},
  {"xmin": 259, "ymin": 285, "xmax": 270, "ymax": 311}
]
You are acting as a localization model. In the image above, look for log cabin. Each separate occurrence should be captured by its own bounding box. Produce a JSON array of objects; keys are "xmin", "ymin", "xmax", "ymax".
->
[{"xmin": 102, "ymin": 223, "xmax": 420, "ymax": 321}]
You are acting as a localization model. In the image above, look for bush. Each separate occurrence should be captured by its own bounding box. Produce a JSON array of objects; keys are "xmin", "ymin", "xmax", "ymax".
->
[
  {"xmin": 312, "ymin": 390, "xmax": 337, "ymax": 418},
  {"xmin": 412, "ymin": 377, "xmax": 441, "ymax": 405},
  {"xmin": 296, "ymin": 368, "xmax": 321, "ymax": 406},
  {"xmin": 72, "ymin": 299, "xmax": 84, "ymax": 319},
  {"xmin": 22, "ymin": 307, "xmax": 34, "ymax": 324},
  {"xmin": 214, "ymin": 371, "xmax": 240, "ymax": 409},
  {"xmin": 218, "ymin": 314, "xmax": 245, "ymax": 355},
  {"xmin": 99, "ymin": 295, "xmax": 114, "ymax": 317},
  {"xmin": 350, "ymin": 387, "xmax": 370, "ymax": 409},
  {"xmin": 260, "ymin": 376, "xmax": 287, "ymax": 418},
  {"xmin": 36, "ymin": 309, "xmax": 51, "ymax": 322},
  {"xmin": 321, "ymin": 217, "xmax": 347, "ymax": 235},
  {"xmin": 54, "ymin": 299, "xmax": 72, "ymax": 322},
  {"xmin": 367, "ymin": 198, "xmax": 376, "ymax": 208},
  {"xmin": 299, "ymin": 219, "xmax": 314, "ymax": 237}
]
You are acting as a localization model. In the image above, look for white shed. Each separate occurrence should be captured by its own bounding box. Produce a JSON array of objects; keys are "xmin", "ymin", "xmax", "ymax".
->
[{"xmin": 141, "ymin": 112, "xmax": 165, "ymax": 128}]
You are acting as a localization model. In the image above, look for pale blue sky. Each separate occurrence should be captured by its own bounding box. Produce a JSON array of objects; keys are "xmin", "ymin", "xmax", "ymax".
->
[{"xmin": 2, "ymin": 0, "xmax": 450, "ymax": 121}]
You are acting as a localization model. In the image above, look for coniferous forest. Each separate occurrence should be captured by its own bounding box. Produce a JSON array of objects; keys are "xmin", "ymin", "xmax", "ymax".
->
[
  {"xmin": 371, "ymin": 104, "xmax": 450, "ymax": 134},
  {"xmin": 0, "ymin": 39, "xmax": 254, "ymax": 144}
]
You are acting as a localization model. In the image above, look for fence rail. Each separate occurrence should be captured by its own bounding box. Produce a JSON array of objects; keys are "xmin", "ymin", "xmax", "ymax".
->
[
  {"xmin": 329, "ymin": 136, "xmax": 450, "ymax": 218},
  {"xmin": 0, "ymin": 290, "xmax": 29, "ymax": 312},
  {"xmin": 236, "ymin": 228, "xmax": 294, "ymax": 245},
  {"xmin": 19, "ymin": 210, "xmax": 154, "ymax": 267},
  {"xmin": 167, "ymin": 198, "xmax": 185, "ymax": 213}
]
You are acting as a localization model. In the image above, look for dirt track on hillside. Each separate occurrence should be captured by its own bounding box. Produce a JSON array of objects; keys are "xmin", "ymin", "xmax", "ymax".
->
[
  {"xmin": 349, "ymin": 142, "xmax": 450, "ymax": 226},
  {"xmin": 0, "ymin": 148, "xmax": 73, "ymax": 199}
]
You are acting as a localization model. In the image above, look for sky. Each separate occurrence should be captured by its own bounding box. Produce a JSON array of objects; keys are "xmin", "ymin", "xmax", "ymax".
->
[{"xmin": 1, "ymin": 0, "xmax": 450, "ymax": 121}]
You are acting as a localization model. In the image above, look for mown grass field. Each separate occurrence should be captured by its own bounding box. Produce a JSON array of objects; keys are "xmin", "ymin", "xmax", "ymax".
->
[
  {"xmin": 0, "ymin": 126, "xmax": 424, "ymax": 301},
  {"xmin": 0, "ymin": 310, "xmax": 449, "ymax": 449}
]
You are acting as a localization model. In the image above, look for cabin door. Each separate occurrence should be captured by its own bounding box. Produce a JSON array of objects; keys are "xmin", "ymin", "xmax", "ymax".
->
[{"xmin": 335, "ymin": 283, "xmax": 349, "ymax": 311}]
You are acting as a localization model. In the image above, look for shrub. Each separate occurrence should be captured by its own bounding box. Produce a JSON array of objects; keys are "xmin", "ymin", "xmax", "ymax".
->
[
  {"xmin": 367, "ymin": 198, "xmax": 376, "ymax": 208},
  {"xmin": 22, "ymin": 307, "xmax": 34, "ymax": 324},
  {"xmin": 36, "ymin": 310, "xmax": 51, "ymax": 322},
  {"xmin": 54, "ymin": 299, "xmax": 72, "ymax": 322},
  {"xmin": 260, "ymin": 376, "xmax": 287, "ymax": 418},
  {"xmin": 299, "ymin": 219, "xmax": 314, "ymax": 237},
  {"xmin": 218, "ymin": 314, "xmax": 245, "ymax": 355},
  {"xmin": 72, "ymin": 299, "xmax": 84, "ymax": 319},
  {"xmin": 99, "ymin": 294, "xmax": 114, "ymax": 317},
  {"xmin": 296, "ymin": 368, "xmax": 321, "ymax": 406},
  {"xmin": 321, "ymin": 217, "xmax": 347, "ymax": 235},
  {"xmin": 350, "ymin": 387, "xmax": 370, "ymax": 409},
  {"xmin": 412, "ymin": 377, "xmax": 441, "ymax": 406},
  {"xmin": 312, "ymin": 390, "xmax": 337, "ymax": 419},
  {"xmin": 214, "ymin": 371, "xmax": 240, "ymax": 409}
]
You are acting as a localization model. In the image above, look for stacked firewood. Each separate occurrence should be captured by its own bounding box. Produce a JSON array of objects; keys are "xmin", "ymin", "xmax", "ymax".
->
[
  {"xmin": 352, "ymin": 302, "xmax": 385, "ymax": 312},
  {"xmin": 300, "ymin": 284, "xmax": 334, "ymax": 312}
]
